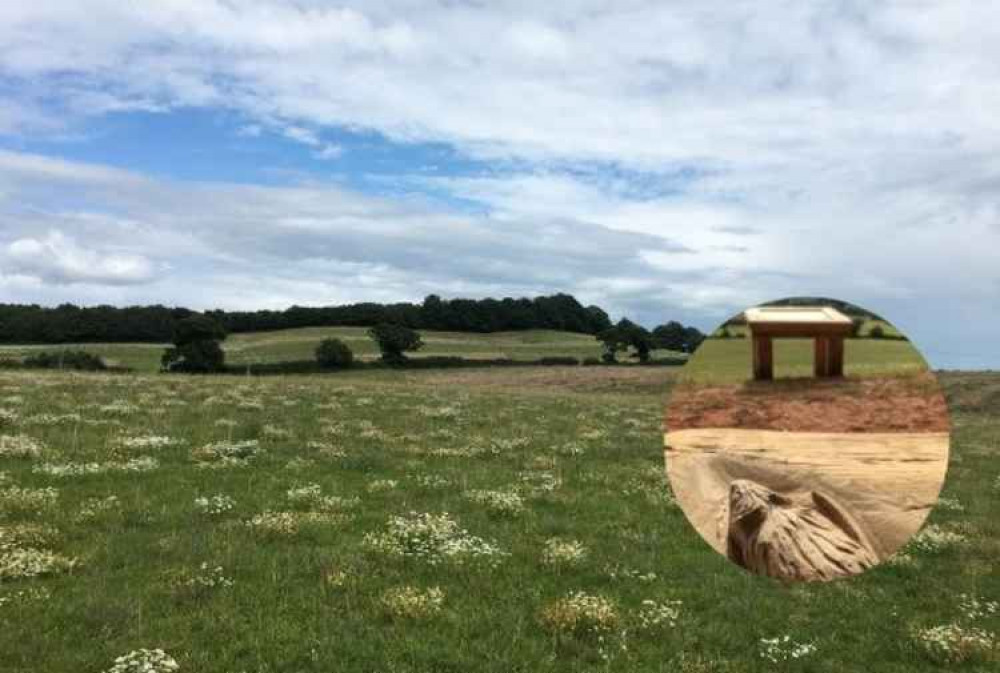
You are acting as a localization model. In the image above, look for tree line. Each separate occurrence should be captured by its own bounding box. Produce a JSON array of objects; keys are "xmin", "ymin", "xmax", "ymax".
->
[{"xmin": 0, "ymin": 294, "xmax": 613, "ymax": 344}]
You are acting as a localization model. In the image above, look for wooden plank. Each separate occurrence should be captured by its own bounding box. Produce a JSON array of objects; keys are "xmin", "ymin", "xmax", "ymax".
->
[
  {"xmin": 814, "ymin": 336, "xmax": 828, "ymax": 376},
  {"xmin": 752, "ymin": 334, "xmax": 773, "ymax": 380},
  {"xmin": 829, "ymin": 336, "xmax": 844, "ymax": 377}
]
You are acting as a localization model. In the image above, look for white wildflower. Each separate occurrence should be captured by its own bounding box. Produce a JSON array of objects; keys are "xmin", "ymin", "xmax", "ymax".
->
[
  {"xmin": 935, "ymin": 496, "xmax": 965, "ymax": 512},
  {"xmin": 605, "ymin": 564, "xmax": 658, "ymax": 583},
  {"xmin": 178, "ymin": 562, "xmax": 234, "ymax": 591},
  {"xmin": 33, "ymin": 457, "xmax": 158, "ymax": 477},
  {"xmin": 366, "ymin": 479, "xmax": 398, "ymax": 493},
  {"xmin": 957, "ymin": 594, "xmax": 999, "ymax": 621},
  {"xmin": 759, "ymin": 635, "xmax": 817, "ymax": 662},
  {"xmin": 76, "ymin": 495, "xmax": 122, "ymax": 522},
  {"xmin": 912, "ymin": 623, "xmax": 997, "ymax": 664},
  {"xmin": 0, "ymin": 485, "xmax": 59, "ymax": 513},
  {"xmin": 0, "ymin": 434, "xmax": 44, "ymax": 459},
  {"xmin": 541, "ymin": 537, "xmax": 587, "ymax": 568},
  {"xmin": 381, "ymin": 586, "xmax": 445, "ymax": 619},
  {"xmin": 0, "ymin": 547, "xmax": 76, "ymax": 579},
  {"xmin": 363, "ymin": 512, "xmax": 507, "ymax": 567},
  {"xmin": 104, "ymin": 648, "xmax": 180, "ymax": 673},
  {"xmin": 118, "ymin": 435, "xmax": 180, "ymax": 451},
  {"xmin": 908, "ymin": 525, "xmax": 967, "ymax": 554},
  {"xmin": 540, "ymin": 591, "xmax": 619, "ymax": 637},
  {"xmin": 192, "ymin": 440, "xmax": 260, "ymax": 466},
  {"xmin": 635, "ymin": 599, "xmax": 682, "ymax": 631},
  {"xmin": 464, "ymin": 489, "xmax": 525, "ymax": 516},
  {"xmin": 246, "ymin": 511, "xmax": 299, "ymax": 536},
  {"xmin": 194, "ymin": 495, "xmax": 235, "ymax": 516}
]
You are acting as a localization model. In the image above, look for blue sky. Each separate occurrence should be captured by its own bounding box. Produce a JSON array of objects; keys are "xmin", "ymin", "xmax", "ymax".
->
[{"xmin": 0, "ymin": 1, "xmax": 998, "ymax": 369}]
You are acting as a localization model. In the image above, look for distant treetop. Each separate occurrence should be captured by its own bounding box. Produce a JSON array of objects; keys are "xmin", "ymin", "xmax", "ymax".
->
[{"xmin": 0, "ymin": 293, "xmax": 614, "ymax": 345}]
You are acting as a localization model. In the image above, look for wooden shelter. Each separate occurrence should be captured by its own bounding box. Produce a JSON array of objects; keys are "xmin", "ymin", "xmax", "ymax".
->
[{"xmin": 743, "ymin": 306, "xmax": 854, "ymax": 380}]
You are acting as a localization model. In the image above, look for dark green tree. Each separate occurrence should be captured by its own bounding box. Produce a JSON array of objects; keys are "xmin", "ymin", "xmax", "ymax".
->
[
  {"xmin": 652, "ymin": 321, "xmax": 705, "ymax": 353},
  {"xmin": 620, "ymin": 319, "xmax": 653, "ymax": 363},
  {"xmin": 315, "ymin": 338, "xmax": 354, "ymax": 369},
  {"xmin": 596, "ymin": 325, "xmax": 626, "ymax": 363},
  {"xmin": 161, "ymin": 315, "xmax": 227, "ymax": 373},
  {"xmin": 368, "ymin": 323, "xmax": 423, "ymax": 363},
  {"xmin": 652, "ymin": 321, "xmax": 688, "ymax": 351},
  {"xmin": 597, "ymin": 319, "xmax": 653, "ymax": 363},
  {"xmin": 682, "ymin": 326, "xmax": 706, "ymax": 353}
]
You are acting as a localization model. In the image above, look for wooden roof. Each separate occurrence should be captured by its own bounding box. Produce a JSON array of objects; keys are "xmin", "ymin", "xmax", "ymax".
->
[{"xmin": 744, "ymin": 306, "xmax": 854, "ymax": 337}]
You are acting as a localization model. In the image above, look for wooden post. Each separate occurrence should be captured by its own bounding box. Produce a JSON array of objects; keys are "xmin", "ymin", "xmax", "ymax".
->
[
  {"xmin": 814, "ymin": 337, "xmax": 829, "ymax": 377},
  {"xmin": 829, "ymin": 336, "xmax": 844, "ymax": 377},
  {"xmin": 752, "ymin": 334, "xmax": 773, "ymax": 380}
]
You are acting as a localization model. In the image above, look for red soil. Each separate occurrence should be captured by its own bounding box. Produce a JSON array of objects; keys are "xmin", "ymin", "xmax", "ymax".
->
[{"xmin": 665, "ymin": 373, "xmax": 950, "ymax": 433}]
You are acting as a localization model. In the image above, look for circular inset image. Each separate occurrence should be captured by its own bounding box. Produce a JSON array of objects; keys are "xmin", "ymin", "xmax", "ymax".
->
[{"xmin": 663, "ymin": 297, "xmax": 950, "ymax": 582}]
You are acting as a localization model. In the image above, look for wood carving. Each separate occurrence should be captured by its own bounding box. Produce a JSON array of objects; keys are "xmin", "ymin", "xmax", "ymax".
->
[{"xmin": 724, "ymin": 479, "xmax": 877, "ymax": 582}]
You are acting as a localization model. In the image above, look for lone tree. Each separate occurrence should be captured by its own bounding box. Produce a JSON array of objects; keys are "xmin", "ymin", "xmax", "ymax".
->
[
  {"xmin": 161, "ymin": 315, "xmax": 227, "ymax": 373},
  {"xmin": 368, "ymin": 323, "xmax": 423, "ymax": 364},
  {"xmin": 597, "ymin": 325, "xmax": 626, "ymax": 363},
  {"xmin": 315, "ymin": 337, "xmax": 354, "ymax": 369},
  {"xmin": 652, "ymin": 321, "xmax": 689, "ymax": 352},
  {"xmin": 652, "ymin": 321, "xmax": 706, "ymax": 353},
  {"xmin": 597, "ymin": 318, "xmax": 653, "ymax": 363}
]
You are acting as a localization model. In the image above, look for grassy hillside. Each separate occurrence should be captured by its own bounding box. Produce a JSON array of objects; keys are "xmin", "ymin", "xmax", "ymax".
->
[
  {"xmin": 0, "ymin": 328, "xmax": 682, "ymax": 373},
  {"xmin": 0, "ymin": 367, "xmax": 995, "ymax": 672},
  {"xmin": 224, "ymin": 327, "xmax": 612, "ymax": 366}
]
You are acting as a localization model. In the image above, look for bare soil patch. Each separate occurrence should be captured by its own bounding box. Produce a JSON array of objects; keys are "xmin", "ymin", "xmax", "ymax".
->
[{"xmin": 666, "ymin": 372, "xmax": 948, "ymax": 433}]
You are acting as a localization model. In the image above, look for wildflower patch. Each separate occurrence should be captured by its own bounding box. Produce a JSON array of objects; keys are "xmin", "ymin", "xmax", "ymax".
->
[
  {"xmin": 539, "ymin": 591, "xmax": 620, "ymax": 638},
  {"xmin": 363, "ymin": 512, "xmax": 507, "ymax": 567},
  {"xmin": 0, "ymin": 435, "xmax": 44, "ymax": 459},
  {"xmin": 381, "ymin": 585, "xmax": 445, "ymax": 619}
]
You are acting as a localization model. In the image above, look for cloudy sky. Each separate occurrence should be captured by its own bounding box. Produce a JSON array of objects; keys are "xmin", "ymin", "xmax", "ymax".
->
[{"xmin": 0, "ymin": 1, "xmax": 997, "ymax": 368}]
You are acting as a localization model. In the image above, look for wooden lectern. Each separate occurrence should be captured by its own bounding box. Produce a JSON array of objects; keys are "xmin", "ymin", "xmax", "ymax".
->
[{"xmin": 744, "ymin": 306, "xmax": 854, "ymax": 380}]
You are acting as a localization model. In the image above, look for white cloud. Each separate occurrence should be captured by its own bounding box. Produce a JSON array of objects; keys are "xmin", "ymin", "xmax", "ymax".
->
[
  {"xmin": 282, "ymin": 126, "xmax": 321, "ymax": 146},
  {"xmin": 1, "ymin": 1, "xmax": 997, "ymax": 167},
  {"xmin": 2, "ymin": 230, "xmax": 157, "ymax": 285},
  {"xmin": 313, "ymin": 144, "xmax": 343, "ymax": 160},
  {"xmin": 0, "ymin": 149, "xmax": 689, "ymax": 311}
]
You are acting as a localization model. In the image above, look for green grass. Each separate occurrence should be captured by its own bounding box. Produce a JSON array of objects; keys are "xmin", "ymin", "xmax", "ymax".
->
[
  {"xmin": 680, "ymin": 337, "xmax": 929, "ymax": 385},
  {"xmin": 0, "ymin": 343, "xmax": 167, "ymax": 373},
  {"xmin": 0, "ymin": 367, "xmax": 997, "ymax": 672},
  {"xmin": 224, "ymin": 327, "xmax": 609, "ymax": 365},
  {"xmin": 0, "ymin": 328, "xmax": 682, "ymax": 373}
]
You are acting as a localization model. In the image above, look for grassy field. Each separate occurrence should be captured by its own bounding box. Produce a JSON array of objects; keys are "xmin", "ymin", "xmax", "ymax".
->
[
  {"xmin": 0, "ymin": 328, "xmax": 681, "ymax": 373},
  {"xmin": 679, "ymin": 337, "xmax": 929, "ymax": 386},
  {"xmin": 0, "ymin": 365, "xmax": 996, "ymax": 672}
]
